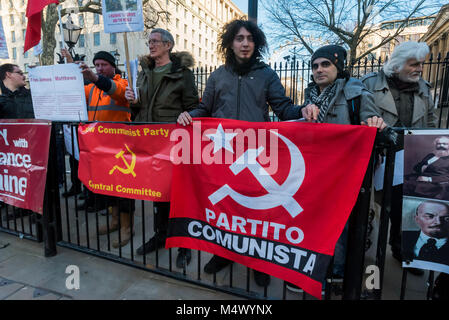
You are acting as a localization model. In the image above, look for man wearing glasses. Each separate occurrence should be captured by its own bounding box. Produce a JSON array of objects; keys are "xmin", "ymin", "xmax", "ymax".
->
[
  {"xmin": 0, "ymin": 64, "xmax": 34, "ymax": 119},
  {"xmin": 125, "ymin": 28, "xmax": 198, "ymax": 268}
]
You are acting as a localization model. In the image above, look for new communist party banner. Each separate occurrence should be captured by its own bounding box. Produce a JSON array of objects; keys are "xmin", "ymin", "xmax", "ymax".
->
[
  {"xmin": 0, "ymin": 119, "xmax": 51, "ymax": 214},
  {"xmin": 166, "ymin": 118, "xmax": 377, "ymax": 299},
  {"xmin": 78, "ymin": 122, "xmax": 176, "ymax": 202}
]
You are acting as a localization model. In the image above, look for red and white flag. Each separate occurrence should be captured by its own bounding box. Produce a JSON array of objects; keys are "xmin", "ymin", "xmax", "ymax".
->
[
  {"xmin": 24, "ymin": 0, "xmax": 59, "ymax": 53},
  {"xmin": 166, "ymin": 118, "xmax": 376, "ymax": 299}
]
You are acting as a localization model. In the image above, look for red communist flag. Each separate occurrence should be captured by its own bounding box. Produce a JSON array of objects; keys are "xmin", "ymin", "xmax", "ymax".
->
[
  {"xmin": 166, "ymin": 118, "xmax": 377, "ymax": 299},
  {"xmin": 24, "ymin": 0, "xmax": 59, "ymax": 53}
]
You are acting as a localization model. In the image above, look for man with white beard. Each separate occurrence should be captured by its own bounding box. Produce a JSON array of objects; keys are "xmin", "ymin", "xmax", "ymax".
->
[
  {"xmin": 362, "ymin": 41, "xmax": 437, "ymax": 277},
  {"xmin": 404, "ymin": 136, "xmax": 449, "ymax": 199}
]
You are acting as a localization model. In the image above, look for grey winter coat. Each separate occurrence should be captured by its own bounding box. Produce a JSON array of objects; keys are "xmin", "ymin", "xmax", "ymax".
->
[
  {"xmin": 189, "ymin": 62, "xmax": 301, "ymax": 121},
  {"xmin": 131, "ymin": 51, "xmax": 199, "ymax": 122},
  {"xmin": 361, "ymin": 70, "xmax": 436, "ymax": 128},
  {"xmin": 303, "ymin": 78, "xmax": 380, "ymax": 124}
]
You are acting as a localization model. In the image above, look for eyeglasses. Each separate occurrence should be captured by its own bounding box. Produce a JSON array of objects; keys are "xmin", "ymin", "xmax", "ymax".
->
[
  {"xmin": 11, "ymin": 70, "xmax": 24, "ymax": 76},
  {"xmin": 312, "ymin": 61, "xmax": 332, "ymax": 70},
  {"xmin": 147, "ymin": 39, "xmax": 166, "ymax": 46}
]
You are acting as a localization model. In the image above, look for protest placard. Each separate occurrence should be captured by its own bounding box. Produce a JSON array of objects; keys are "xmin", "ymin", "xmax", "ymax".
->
[
  {"xmin": 101, "ymin": 0, "xmax": 144, "ymax": 33},
  {"xmin": 28, "ymin": 64, "xmax": 88, "ymax": 121}
]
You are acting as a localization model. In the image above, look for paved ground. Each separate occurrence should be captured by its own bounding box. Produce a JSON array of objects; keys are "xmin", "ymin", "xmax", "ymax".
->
[
  {"xmin": 0, "ymin": 232, "xmax": 240, "ymax": 300},
  {"xmin": 0, "ymin": 178, "xmax": 435, "ymax": 300},
  {"xmin": 0, "ymin": 227, "xmax": 434, "ymax": 300}
]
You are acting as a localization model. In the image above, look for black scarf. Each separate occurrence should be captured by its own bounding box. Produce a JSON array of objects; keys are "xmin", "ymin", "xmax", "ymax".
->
[{"xmin": 306, "ymin": 82, "xmax": 338, "ymax": 123}]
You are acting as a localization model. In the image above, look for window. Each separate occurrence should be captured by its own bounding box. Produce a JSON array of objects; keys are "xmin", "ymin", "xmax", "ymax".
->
[
  {"xmin": 94, "ymin": 13, "xmax": 100, "ymax": 25},
  {"xmin": 24, "ymin": 49, "xmax": 28, "ymax": 59},
  {"xmin": 184, "ymin": 39, "xmax": 187, "ymax": 49},
  {"xmin": 94, "ymin": 32, "xmax": 100, "ymax": 46},
  {"xmin": 22, "ymin": 29, "xmax": 26, "ymax": 40},
  {"xmin": 110, "ymin": 33, "xmax": 117, "ymax": 44},
  {"xmin": 79, "ymin": 14, "xmax": 84, "ymax": 27},
  {"xmin": 78, "ymin": 0, "xmax": 83, "ymax": 5},
  {"xmin": 79, "ymin": 34, "xmax": 85, "ymax": 48},
  {"xmin": 11, "ymin": 31, "xmax": 15, "ymax": 43},
  {"xmin": 12, "ymin": 48, "xmax": 16, "ymax": 60},
  {"xmin": 21, "ymin": 13, "xmax": 26, "ymax": 25},
  {"xmin": 10, "ymin": 14, "xmax": 14, "ymax": 26}
]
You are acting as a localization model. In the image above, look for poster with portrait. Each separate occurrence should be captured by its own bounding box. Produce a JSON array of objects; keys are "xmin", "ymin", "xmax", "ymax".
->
[
  {"xmin": 403, "ymin": 130, "xmax": 449, "ymax": 200},
  {"xmin": 402, "ymin": 197, "xmax": 449, "ymax": 274},
  {"xmin": 402, "ymin": 130, "xmax": 449, "ymax": 274},
  {"xmin": 101, "ymin": 0, "xmax": 144, "ymax": 33}
]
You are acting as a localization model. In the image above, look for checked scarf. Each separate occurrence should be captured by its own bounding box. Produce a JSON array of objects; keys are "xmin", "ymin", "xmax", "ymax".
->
[{"xmin": 306, "ymin": 82, "xmax": 338, "ymax": 123}]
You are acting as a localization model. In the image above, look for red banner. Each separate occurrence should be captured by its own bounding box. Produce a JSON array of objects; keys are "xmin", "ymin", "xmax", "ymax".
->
[
  {"xmin": 24, "ymin": 0, "xmax": 59, "ymax": 53},
  {"xmin": 78, "ymin": 122, "xmax": 176, "ymax": 202},
  {"xmin": 0, "ymin": 120, "xmax": 51, "ymax": 214},
  {"xmin": 166, "ymin": 118, "xmax": 376, "ymax": 299}
]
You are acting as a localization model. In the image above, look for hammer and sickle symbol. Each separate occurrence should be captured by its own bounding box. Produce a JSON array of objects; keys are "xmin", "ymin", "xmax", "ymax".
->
[
  {"xmin": 109, "ymin": 144, "xmax": 137, "ymax": 177},
  {"xmin": 208, "ymin": 131, "xmax": 305, "ymax": 218}
]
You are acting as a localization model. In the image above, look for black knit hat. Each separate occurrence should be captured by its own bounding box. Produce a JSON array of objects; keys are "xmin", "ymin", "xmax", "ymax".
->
[
  {"xmin": 311, "ymin": 45, "xmax": 347, "ymax": 72},
  {"xmin": 93, "ymin": 51, "xmax": 116, "ymax": 68}
]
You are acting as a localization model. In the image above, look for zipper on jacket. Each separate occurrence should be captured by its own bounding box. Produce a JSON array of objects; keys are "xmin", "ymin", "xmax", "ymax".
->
[{"xmin": 237, "ymin": 76, "xmax": 241, "ymax": 119}]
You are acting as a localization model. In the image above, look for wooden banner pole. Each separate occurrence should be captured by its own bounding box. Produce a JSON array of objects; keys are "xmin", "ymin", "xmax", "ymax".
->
[{"xmin": 123, "ymin": 32, "xmax": 132, "ymax": 86}]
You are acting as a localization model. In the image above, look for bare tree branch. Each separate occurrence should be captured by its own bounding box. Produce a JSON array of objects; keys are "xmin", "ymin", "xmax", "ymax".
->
[{"xmin": 262, "ymin": 0, "xmax": 443, "ymax": 63}]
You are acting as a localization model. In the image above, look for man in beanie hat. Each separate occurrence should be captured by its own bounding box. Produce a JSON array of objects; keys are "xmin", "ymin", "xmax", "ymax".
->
[
  {"xmin": 295, "ymin": 44, "xmax": 386, "ymax": 292},
  {"xmin": 61, "ymin": 49, "xmax": 135, "ymax": 249},
  {"xmin": 301, "ymin": 44, "xmax": 385, "ymax": 127}
]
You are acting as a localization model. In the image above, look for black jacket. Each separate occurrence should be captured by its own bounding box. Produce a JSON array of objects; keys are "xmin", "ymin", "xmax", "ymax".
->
[
  {"xmin": 402, "ymin": 230, "xmax": 449, "ymax": 265},
  {"xmin": 190, "ymin": 62, "xmax": 300, "ymax": 122},
  {"xmin": 0, "ymin": 85, "xmax": 35, "ymax": 119}
]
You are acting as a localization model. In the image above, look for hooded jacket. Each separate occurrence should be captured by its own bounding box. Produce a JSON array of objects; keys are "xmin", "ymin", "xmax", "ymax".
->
[
  {"xmin": 132, "ymin": 51, "xmax": 199, "ymax": 122},
  {"xmin": 189, "ymin": 62, "xmax": 301, "ymax": 122}
]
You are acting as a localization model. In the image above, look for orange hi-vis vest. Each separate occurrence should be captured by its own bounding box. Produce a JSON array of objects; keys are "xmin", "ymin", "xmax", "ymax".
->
[{"xmin": 85, "ymin": 74, "xmax": 131, "ymax": 122}]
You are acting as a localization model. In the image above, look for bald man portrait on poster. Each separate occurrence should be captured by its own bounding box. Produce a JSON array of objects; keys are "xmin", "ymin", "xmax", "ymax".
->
[{"xmin": 402, "ymin": 200, "xmax": 449, "ymax": 265}]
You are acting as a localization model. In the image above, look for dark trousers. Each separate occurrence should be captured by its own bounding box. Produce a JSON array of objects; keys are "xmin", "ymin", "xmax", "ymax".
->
[
  {"xmin": 389, "ymin": 184, "xmax": 403, "ymax": 255},
  {"xmin": 154, "ymin": 202, "xmax": 170, "ymax": 237},
  {"xmin": 69, "ymin": 155, "xmax": 82, "ymax": 191}
]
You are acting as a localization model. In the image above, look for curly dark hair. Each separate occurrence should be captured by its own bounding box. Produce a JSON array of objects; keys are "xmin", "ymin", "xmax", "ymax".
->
[{"xmin": 218, "ymin": 19, "xmax": 267, "ymax": 66}]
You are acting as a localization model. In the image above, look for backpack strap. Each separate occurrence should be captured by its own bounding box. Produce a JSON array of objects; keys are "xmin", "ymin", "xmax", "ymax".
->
[{"xmin": 347, "ymin": 96, "xmax": 361, "ymax": 125}]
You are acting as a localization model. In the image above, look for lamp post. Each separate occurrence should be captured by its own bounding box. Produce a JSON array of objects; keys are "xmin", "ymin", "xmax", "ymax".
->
[
  {"xmin": 113, "ymin": 49, "xmax": 120, "ymax": 66},
  {"xmin": 56, "ymin": 14, "xmax": 85, "ymax": 63}
]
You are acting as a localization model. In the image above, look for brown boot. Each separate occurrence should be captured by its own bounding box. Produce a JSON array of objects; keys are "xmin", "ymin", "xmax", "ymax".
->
[
  {"xmin": 112, "ymin": 212, "xmax": 134, "ymax": 248},
  {"xmin": 98, "ymin": 206, "xmax": 119, "ymax": 235}
]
